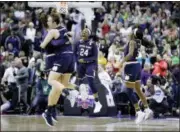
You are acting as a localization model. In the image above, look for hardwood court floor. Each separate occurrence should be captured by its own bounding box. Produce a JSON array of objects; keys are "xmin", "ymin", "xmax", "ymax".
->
[{"xmin": 1, "ymin": 115, "xmax": 179, "ymax": 131}]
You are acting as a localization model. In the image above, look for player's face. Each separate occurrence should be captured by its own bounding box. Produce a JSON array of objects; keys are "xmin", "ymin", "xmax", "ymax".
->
[
  {"xmin": 81, "ymin": 29, "xmax": 89, "ymax": 41},
  {"xmin": 47, "ymin": 16, "xmax": 56, "ymax": 29}
]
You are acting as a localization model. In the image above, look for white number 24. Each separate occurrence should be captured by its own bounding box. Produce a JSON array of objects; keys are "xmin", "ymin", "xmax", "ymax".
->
[{"xmin": 80, "ymin": 48, "xmax": 89, "ymax": 56}]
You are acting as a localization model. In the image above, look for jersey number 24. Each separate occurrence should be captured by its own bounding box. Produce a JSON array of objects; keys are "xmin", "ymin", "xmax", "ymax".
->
[{"xmin": 80, "ymin": 48, "xmax": 89, "ymax": 56}]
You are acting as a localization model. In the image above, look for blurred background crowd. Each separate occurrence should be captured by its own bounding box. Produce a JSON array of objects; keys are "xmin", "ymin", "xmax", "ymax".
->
[{"xmin": 0, "ymin": 1, "xmax": 179, "ymax": 118}]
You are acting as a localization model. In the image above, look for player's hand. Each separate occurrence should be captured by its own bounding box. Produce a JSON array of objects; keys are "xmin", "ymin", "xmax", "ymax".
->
[{"xmin": 78, "ymin": 59, "xmax": 85, "ymax": 63}]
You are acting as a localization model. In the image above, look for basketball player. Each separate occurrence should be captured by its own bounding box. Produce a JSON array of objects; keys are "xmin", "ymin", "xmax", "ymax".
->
[
  {"xmin": 40, "ymin": 13, "xmax": 76, "ymax": 127},
  {"xmin": 117, "ymin": 28, "xmax": 154, "ymax": 124},
  {"xmin": 74, "ymin": 28, "xmax": 102, "ymax": 113}
]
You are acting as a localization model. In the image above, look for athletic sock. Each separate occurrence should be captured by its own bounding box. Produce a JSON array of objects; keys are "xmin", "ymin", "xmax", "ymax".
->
[
  {"xmin": 144, "ymin": 104, "xmax": 149, "ymax": 109},
  {"xmin": 47, "ymin": 106, "xmax": 53, "ymax": 114},
  {"xmin": 93, "ymin": 93, "xmax": 99, "ymax": 102},
  {"xmin": 134, "ymin": 103, "xmax": 140, "ymax": 112}
]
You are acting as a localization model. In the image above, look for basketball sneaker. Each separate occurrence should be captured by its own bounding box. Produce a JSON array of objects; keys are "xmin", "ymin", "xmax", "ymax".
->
[
  {"xmin": 42, "ymin": 110, "xmax": 53, "ymax": 127},
  {"xmin": 93, "ymin": 101, "xmax": 102, "ymax": 113},
  {"xmin": 144, "ymin": 108, "xmax": 153, "ymax": 120},
  {"xmin": 51, "ymin": 108, "xmax": 58, "ymax": 123},
  {"xmin": 135, "ymin": 110, "xmax": 146, "ymax": 124}
]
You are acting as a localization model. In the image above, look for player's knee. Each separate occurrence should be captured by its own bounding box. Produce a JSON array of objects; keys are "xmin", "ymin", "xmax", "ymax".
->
[
  {"xmin": 47, "ymin": 78, "xmax": 53, "ymax": 86},
  {"xmin": 62, "ymin": 82, "xmax": 69, "ymax": 88}
]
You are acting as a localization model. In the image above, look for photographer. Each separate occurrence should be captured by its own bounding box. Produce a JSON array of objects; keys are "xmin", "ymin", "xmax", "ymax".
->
[
  {"xmin": 142, "ymin": 76, "xmax": 170, "ymax": 117},
  {"xmin": 28, "ymin": 62, "xmax": 51, "ymax": 114},
  {"xmin": 1, "ymin": 61, "xmax": 18, "ymax": 113}
]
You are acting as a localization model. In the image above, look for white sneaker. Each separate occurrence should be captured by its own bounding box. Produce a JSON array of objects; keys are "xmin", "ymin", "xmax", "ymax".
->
[
  {"xmin": 135, "ymin": 111, "xmax": 146, "ymax": 124},
  {"xmin": 67, "ymin": 90, "xmax": 79, "ymax": 107},
  {"xmin": 144, "ymin": 108, "xmax": 153, "ymax": 120},
  {"xmin": 93, "ymin": 101, "xmax": 102, "ymax": 113}
]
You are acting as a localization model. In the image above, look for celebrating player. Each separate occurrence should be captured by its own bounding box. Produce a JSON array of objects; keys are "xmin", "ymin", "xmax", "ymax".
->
[
  {"xmin": 40, "ymin": 13, "xmax": 76, "ymax": 127},
  {"xmin": 74, "ymin": 28, "xmax": 102, "ymax": 113},
  {"xmin": 118, "ymin": 28, "xmax": 154, "ymax": 124}
]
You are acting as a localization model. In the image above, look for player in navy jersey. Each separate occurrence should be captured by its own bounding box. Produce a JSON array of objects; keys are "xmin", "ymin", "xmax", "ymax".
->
[
  {"xmin": 117, "ymin": 28, "xmax": 154, "ymax": 124},
  {"xmin": 40, "ymin": 13, "xmax": 76, "ymax": 127},
  {"xmin": 74, "ymin": 28, "xmax": 102, "ymax": 113}
]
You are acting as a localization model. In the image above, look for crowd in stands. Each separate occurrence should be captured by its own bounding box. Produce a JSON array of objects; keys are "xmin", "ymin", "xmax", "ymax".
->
[{"xmin": 0, "ymin": 1, "xmax": 179, "ymax": 117}]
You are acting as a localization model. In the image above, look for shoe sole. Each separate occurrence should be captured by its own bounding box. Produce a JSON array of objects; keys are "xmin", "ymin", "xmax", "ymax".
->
[
  {"xmin": 145, "ymin": 112, "xmax": 153, "ymax": 120},
  {"xmin": 135, "ymin": 114, "xmax": 146, "ymax": 124},
  {"xmin": 42, "ymin": 113, "xmax": 53, "ymax": 127},
  {"xmin": 52, "ymin": 117, "xmax": 58, "ymax": 123}
]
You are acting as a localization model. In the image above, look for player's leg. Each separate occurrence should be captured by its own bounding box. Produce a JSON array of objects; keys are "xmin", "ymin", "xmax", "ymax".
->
[
  {"xmin": 123, "ymin": 63, "xmax": 146, "ymax": 124},
  {"xmin": 135, "ymin": 81, "xmax": 153, "ymax": 120},
  {"xmin": 86, "ymin": 64, "xmax": 102, "ymax": 113},
  {"xmin": 121, "ymin": 86, "xmax": 140, "ymax": 112},
  {"xmin": 42, "ymin": 70, "xmax": 64, "ymax": 127},
  {"xmin": 60, "ymin": 74, "xmax": 79, "ymax": 107},
  {"xmin": 48, "ymin": 54, "xmax": 77, "ymax": 123},
  {"xmin": 61, "ymin": 73, "xmax": 78, "ymax": 89}
]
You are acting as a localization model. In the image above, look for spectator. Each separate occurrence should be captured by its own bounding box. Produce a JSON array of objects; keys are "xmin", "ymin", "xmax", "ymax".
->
[
  {"xmin": 1, "ymin": 61, "xmax": 18, "ymax": 113},
  {"xmin": 143, "ymin": 77, "xmax": 169, "ymax": 117},
  {"xmin": 98, "ymin": 39, "xmax": 109, "ymax": 58},
  {"xmin": 28, "ymin": 71, "xmax": 51, "ymax": 114},
  {"xmin": 0, "ymin": 58, "xmax": 6, "ymax": 83},
  {"xmin": 4, "ymin": 30, "xmax": 21, "ymax": 52},
  {"xmin": 101, "ymin": 16, "xmax": 110, "ymax": 37},
  {"xmin": 7, "ymin": 43, "xmax": 19, "ymax": 56},
  {"xmin": 33, "ymin": 31, "xmax": 42, "ymax": 52},
  {"xmin": 25, "ymin": 22, "xmax": 36, "ymax": 43},
  {"xmin": 141, "ymin": 64, "xmax": 151, "ymax": 86},
  {"xmin": 19, "ymin": 51, "xmax": 28, "ymax": 67},
  {"xmin": 152, "ymin": 55, "xmax": 168, "ymax": 77},
  {"xmin": 105, "ymin": 63, "xmax": 116, "ymax": 80},
  {"xmin": 14, "ymin": 58, "xmax": 29, "ymax": 112}
]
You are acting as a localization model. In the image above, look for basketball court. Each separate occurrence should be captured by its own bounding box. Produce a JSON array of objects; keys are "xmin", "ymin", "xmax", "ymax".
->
[{"xmin": 1, "ymin": 115, "xmax": 179, "ymax": 131}]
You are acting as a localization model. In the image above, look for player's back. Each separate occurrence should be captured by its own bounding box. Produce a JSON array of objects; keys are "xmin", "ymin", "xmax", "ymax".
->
[
  {"xmin": 42, "ymin": 26, "xmax": 73, "ymax": 55},
  {"xmin": 124, "ymin": 39, "xmax": 140, "ymax": 62},
  {"xmin": 53, "ymin": 26, "xmax": 73, "ymax": 54}
]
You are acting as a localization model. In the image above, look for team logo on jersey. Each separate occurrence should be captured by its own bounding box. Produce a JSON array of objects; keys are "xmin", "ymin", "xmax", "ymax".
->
[
  {"xmin": 52, "ymin": 66, "xmax": 58, "ymax": 71},
  {"xmin": 125, "ymin": 75, "xmax": 130, "ymax": 80}
]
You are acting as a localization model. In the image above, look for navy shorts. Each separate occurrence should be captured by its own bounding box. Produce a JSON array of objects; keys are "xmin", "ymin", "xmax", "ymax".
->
[
  {"xmin": 45, "ymin": 55, "xmax": 56, "ymax": 72},
  {"xmin": 45, "ymin": 53, "xmax": 75, "ymax": 74},
  {"xmin": 77, "ymin": 63, "xmax": 97, "ymax": 79},
  {"xmin": 123, "ymin": 62, "xmax": 141, "ymax": 82}
]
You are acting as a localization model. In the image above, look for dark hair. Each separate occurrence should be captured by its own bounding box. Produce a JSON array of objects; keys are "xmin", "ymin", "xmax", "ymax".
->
[
  {"xmin": 39, "ymin": 12, "xmax": 48, "ymax": 28},
  {"xmin": 50, "ymin": 13, "xmax": 60, "ymax": 25},
  {"xmin": 141, "ymin": 38, "xmax": 155, "ymax": 48},
  {"xmin": 134, "ymin": 28, "xmax": 143, "ymax": 40}
]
